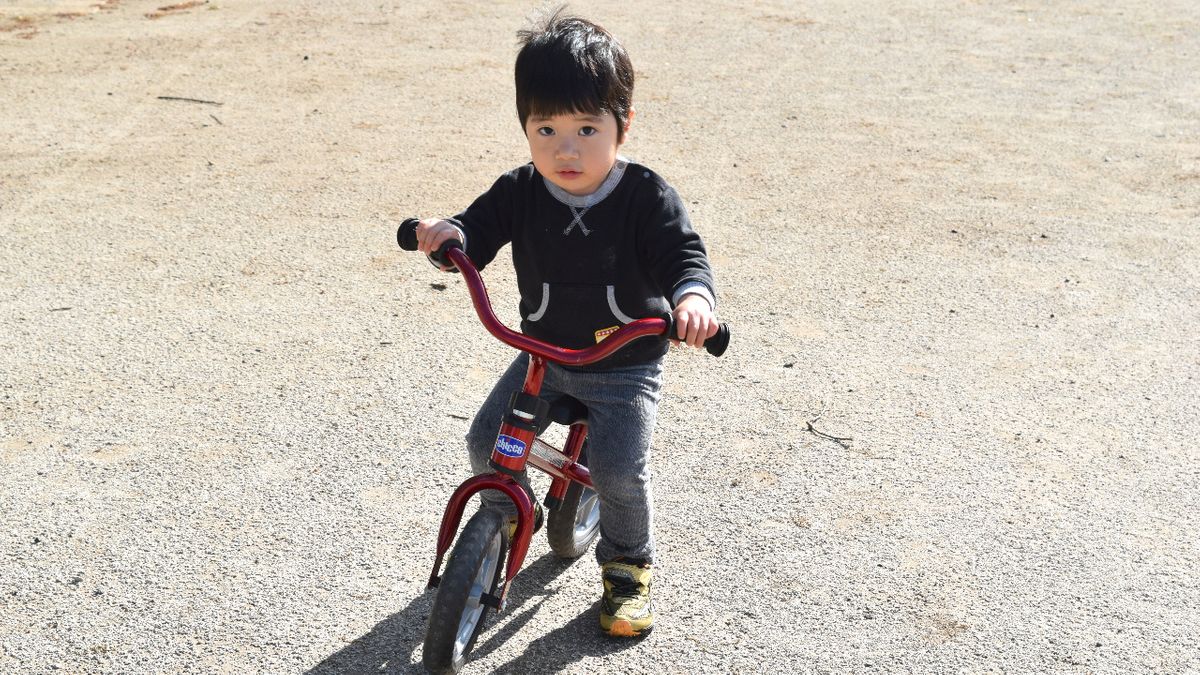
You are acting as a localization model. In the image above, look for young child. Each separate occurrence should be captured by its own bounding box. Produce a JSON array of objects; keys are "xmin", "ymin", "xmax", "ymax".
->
[{"xmin": 414, "ymin": 9, "xmax": 718, "ymax": 637}]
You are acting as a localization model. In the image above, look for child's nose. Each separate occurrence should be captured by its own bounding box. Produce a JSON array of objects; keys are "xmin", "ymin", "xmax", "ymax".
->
[{"xmin": 555, "ymin": 138, "xmax": 579, "ymax": 159}]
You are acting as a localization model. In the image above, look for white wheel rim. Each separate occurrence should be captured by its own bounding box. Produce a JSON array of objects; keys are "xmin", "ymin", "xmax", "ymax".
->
[{"xmin": 573, "ymin": 489, "xmax": 601, "ymax": 545}]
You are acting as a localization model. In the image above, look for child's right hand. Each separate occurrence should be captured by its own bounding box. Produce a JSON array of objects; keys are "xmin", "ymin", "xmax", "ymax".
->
[{"xmin": 415, "ymin": 218, "xmax": 464, "ymax": 271}]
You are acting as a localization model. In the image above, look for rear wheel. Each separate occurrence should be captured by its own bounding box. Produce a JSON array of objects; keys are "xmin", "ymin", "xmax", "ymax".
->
[
  {"xmin": 422, "ymin": 508, "xmax": 507, "ymax": 674},
  {"xmin": 547, "ymin": 448, "xmax": 601, "ymax": 558}
]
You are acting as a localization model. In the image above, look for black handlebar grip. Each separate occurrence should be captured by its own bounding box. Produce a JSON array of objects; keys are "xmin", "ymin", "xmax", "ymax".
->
[
  {"xmin": 665, "ymin": 317, "xmax": 730, "ymax": 357},
  {"xmin": 397, "ymin": 217, "xmax": 463, "ymax": 268},
  {"xmin": 430, "ymin": 239, "xmax": 463, "ymax": 268},
  {"xmin": 705, "ymin": 322, "xmax": 730, "ymax": 357},
  {"xmin": 397, "ymin": 218, "xmax": 419, "ymax": 251}
]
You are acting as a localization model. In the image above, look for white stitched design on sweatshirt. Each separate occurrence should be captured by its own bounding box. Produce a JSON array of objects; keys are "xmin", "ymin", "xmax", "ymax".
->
[
  {"xmin": 562, "ymin": 206, "xmax": 592, "ymax": 236},
  {"xmin": 527, "ymin": 283, "xmax": 550, "ymax": 321},
  {"xmin": 606, "ymin": 286, "xmax": 636, "ymax": 324}
]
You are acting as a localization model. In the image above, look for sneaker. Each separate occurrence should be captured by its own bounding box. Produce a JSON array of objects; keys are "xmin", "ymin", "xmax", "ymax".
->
[
  {"xmin": 600, "ymin": 560, "xmax": 654, "ymax": 637},
  {"xmin": 505, "ymin": 502, "xmax": 543, "ymax": 541}
]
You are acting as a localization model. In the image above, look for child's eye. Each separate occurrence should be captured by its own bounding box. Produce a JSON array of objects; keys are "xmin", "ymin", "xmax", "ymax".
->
[
  {"xmin": 537, "ymin": 126, "xmax": 555, "ymax": 136},
  {"xmin": 579, "ymin": 126, "xmax": 597, "ymax": 137}
]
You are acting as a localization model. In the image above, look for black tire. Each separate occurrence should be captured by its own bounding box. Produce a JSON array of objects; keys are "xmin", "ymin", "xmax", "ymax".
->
[
  {"xmin": 422, "ymin": 508, "xmax": 508, "ymax": 674},
  {"xmin": 547, "ymin": 447, "xmax": 601, "ymax": 558}
]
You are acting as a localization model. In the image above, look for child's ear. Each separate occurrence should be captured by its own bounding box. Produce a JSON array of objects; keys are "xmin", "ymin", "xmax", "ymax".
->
[{"xmin": 621, "ymin": 107, "xmax": 636, "ymax": 142}]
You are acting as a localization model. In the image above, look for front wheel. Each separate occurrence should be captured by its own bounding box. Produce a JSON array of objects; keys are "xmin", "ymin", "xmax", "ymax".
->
[
  {"xmin": 422, "ymin": 508, "xmax": 508, "ymax": 674},
  {"xmin": 547, "ymin": 448, "xmax": 601, "ymax": 558}
]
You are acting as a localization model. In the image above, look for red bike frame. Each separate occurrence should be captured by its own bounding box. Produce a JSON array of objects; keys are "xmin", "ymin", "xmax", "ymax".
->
[{"xmin": 426, "ymin": 247, "xmax": 671, "ymax": 610}]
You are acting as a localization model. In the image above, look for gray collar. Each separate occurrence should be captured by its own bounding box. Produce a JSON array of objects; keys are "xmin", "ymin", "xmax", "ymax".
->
[{"xmin": 542, "ymin": 157, "xmax": 629, "ymax": 208}]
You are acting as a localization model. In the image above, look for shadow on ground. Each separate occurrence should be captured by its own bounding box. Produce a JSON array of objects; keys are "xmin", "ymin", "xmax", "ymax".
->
[
  {"xmin": 306, "ymin": 552, "xmax": 639, "ymax": 674},
  {"xmin": 481, "ymin": 600, "xmax": 643, "ymax": 674}
]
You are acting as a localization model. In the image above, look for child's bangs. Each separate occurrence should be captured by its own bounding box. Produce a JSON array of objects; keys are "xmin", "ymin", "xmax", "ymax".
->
[
  {"xmin": 521, "ymin": 59, "xmax": 609, "ymax": 122},
  {"xmin": 526, "ymin": 91, "xmax": 607, "ymax": 122}
]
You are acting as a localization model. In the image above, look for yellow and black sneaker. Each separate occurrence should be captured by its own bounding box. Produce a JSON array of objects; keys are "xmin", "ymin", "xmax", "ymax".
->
[
  {"xmin": 505, "ymin": 502, "xmax": 543, "ymax": 542},
  {"xmin": 599, "ymin": 560, "xmax": 654, "ymax": 637}
]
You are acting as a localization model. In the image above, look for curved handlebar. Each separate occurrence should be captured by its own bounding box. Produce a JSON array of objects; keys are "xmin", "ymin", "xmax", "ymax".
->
[{"xmin": 397, "ymin": 218, "xmax": 729, "ymax": 363}]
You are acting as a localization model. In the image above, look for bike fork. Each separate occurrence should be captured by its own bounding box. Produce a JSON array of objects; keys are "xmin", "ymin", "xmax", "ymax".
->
[{"xmin": 427, "ymin": 473, "xmax": 535, "ymax": 611}]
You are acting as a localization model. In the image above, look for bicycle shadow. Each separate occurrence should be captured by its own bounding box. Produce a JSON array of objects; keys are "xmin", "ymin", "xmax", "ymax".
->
[
  {"xmin": 481, "ymin": 600, "xmax": 643, "ymax": 675},
  {"xmin": 305, "ymin": 589, "xmax": 432, "ymax": 675},
  {"xmin": 305, "ymin": 552, "xmax": 583, "ymax": 674}
]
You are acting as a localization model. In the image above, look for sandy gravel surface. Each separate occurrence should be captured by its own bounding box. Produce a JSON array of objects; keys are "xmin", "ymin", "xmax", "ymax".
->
[{"xmin": 2, "ymin": 1, "xmax": 1198, "ymax": 673}]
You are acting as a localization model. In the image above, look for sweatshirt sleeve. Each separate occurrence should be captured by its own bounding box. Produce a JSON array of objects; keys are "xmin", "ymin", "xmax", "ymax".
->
[
  {"xmin": 450, "ymin": 170, "xmax": 518, "ymax": 271},
  {"xmin": 637, "ymin": 183, "xmax": 717, "ymax": 306}
]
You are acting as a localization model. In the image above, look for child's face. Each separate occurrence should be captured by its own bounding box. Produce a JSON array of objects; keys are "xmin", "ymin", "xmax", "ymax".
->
[{"xmin": 525, "ymin": 111, "xmax": 627, "ymax": 196}]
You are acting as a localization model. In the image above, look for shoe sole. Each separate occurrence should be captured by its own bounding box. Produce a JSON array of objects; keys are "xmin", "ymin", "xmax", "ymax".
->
[{"xmin": 602, "ymin": 618, "xmax": 652, "ymax": 638}]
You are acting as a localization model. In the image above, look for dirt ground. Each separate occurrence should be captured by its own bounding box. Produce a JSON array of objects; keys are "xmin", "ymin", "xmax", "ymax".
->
[{"xmin": 2, "ymin": 1, "xmax": 1198, "ymax": 673}]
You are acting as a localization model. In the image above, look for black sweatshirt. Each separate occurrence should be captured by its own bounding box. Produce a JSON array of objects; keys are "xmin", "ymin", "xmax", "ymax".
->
[{"xmin": 450, "ymin": 159, "xmax": 716, "ymax": 370}]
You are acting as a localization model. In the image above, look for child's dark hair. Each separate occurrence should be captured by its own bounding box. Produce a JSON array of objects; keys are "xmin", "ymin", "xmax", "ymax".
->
[{"xmin": 515, "ymin": 8, "xmax": 634, "ymax": 141}]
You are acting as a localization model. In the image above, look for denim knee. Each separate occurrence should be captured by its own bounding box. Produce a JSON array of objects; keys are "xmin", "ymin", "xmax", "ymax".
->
[{"xmin": 465, "ymin": 420, "xmax": 495, "ymax": 473}]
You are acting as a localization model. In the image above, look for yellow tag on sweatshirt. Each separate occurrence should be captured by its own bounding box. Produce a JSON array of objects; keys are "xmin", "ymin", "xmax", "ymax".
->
[{"xmin": 594, "ymin": 326, "xmax": 619, "ymax": 343}]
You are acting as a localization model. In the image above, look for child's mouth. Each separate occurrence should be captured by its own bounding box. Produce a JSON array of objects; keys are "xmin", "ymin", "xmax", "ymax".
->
[{"xmin": 557, "ymin": 170, "xmax": 581, "ymax": 179}]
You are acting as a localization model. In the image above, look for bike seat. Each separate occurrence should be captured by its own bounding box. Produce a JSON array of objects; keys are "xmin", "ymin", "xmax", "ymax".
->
[{"xmin": 541, "ymin": 395, "xmax": 589, "ymax": 432}]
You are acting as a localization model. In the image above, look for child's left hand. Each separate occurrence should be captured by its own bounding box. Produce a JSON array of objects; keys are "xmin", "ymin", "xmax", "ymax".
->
[{"xmin": 672, "ymin": 294, "xmax": 719, "ymax": 349}]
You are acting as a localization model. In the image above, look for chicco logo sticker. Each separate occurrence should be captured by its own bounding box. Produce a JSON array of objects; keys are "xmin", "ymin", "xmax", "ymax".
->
[{"xmin": 494, "ymin": 434, "xmax": 527, "ymax": 458}]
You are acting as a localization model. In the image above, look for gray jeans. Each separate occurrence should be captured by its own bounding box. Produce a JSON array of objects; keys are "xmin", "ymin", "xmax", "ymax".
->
[{"xmin": 466, "ymin": 353, "xmax": 664, "ymax": 564}]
